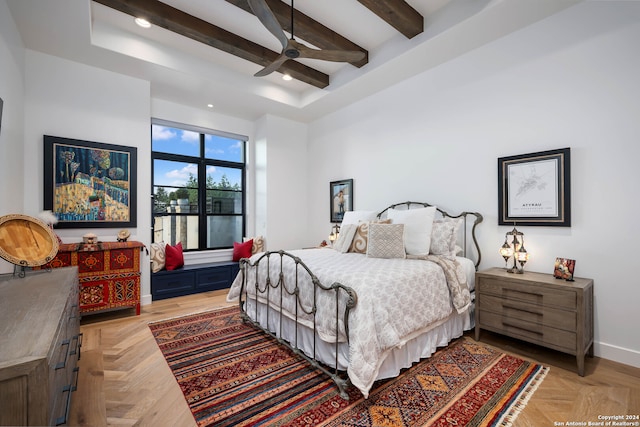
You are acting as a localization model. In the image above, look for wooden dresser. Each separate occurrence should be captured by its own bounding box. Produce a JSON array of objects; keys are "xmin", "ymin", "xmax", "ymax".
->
[
  {"xmin": 36, "ymin": 241, "xmax": 144, "ymax": 315},
  {"xmin": 0, "ymin": 267, "xmax": 81, "ymax": 426},
  {"xmin": 475, "ymin": 267, "xmax": 594, "ymax": 376}
]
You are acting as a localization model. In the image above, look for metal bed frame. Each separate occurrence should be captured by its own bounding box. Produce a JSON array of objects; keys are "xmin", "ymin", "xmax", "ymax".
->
[{"xmin": 236, "ymin": 201, "xmax": 483, "ymax": 399}]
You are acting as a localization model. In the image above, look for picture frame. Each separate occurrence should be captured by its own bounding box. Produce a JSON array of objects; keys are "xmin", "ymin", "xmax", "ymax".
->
[
  {"xmin": 498, "ymin": 147, "xmax": 571, "ymax": 227},
  {"xmin": 44, "ymin": 135, "xmax": 137, "ymax": 228},
  {"xmin": 554, "ymin": 257, "xmax": 576, "ymax": 281},
  {"xmin": 330, "ymin": 179, "xmax": 353, "ymax": 223}
]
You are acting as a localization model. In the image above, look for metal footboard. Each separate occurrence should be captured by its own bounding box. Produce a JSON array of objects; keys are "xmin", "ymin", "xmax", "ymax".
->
[{"xmin": 237, "ymin": 250, "xmax": 358, "ymax": 400}]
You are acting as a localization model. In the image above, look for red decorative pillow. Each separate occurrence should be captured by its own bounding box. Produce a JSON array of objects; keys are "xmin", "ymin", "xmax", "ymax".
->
[
  {"xmin": 165, "ymin": 242, "xmax": 184, "ymax": 270},
  {"xmin": 233, "ymin": 239, "xmax": 253, "ymax": 262}
]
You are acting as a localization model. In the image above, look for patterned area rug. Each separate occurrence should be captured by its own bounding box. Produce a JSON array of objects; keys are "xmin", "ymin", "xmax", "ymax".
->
[{"xmin": 149, "ymin": 306, "xmax": 548, "ymax": 427}]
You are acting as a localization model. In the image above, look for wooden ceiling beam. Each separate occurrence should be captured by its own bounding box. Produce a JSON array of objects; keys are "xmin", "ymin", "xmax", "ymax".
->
[
  {"xmin": 357, "ymin": 0, "xmax": 423, "ymax": 39},
  {"xmin": 225, "ymin": 0, "xmax": 368, "ymax": 68},
  {"xmin": 93, "ymin": 0, "xmax": 329, "ymax": 88}
]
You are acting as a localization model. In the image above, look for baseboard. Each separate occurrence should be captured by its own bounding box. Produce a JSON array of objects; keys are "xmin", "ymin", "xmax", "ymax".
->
[
  {"xmin": 595, "ymin": 341, "xmax": 640, "ymax": 369},
  {"xmin": 141, "ymin": 294, "xmax": 152, "ymax": 306}
]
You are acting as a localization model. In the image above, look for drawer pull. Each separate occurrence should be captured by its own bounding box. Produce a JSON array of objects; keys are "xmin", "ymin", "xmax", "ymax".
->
[
  {"xmin": 505, "ymin": 289, "xmax": 544, "ymax": 298},
  {"xmin": 69, "ymin": 335, "xmax": 79, "ymax": 356},
  {"xmin": 78, "ymin": 332, "xmax": 84, "ymax": 360},
  {"xmin": 502, "ymin": 320, "xmax": 543, "ymax": 335},
  {"xmin": 55, "ymin": 367, "xmax": 80, "ymax": 426},
  {"xmin": 70, "ymin": 304, "xmax": 79, "ymax": 318},
  {"xmin": 55, "ymin": 339, "xmax": 71, "ymax": 370},
  {"xmin": 502, "ymin": 303, "xmax": 543, "ymax": 316}
]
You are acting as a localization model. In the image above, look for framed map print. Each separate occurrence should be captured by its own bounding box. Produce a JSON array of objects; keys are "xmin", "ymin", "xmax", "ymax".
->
[{"xmin": 498, "ymin": 148, "xmax": 571, "ymax": 227}]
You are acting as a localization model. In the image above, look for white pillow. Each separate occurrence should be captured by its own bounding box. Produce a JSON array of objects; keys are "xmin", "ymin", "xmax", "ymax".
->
[
  {"xmin": 332, "ymin": 223, "xmax": 358, "ymax": 253},
  {"xmin": 340, "ymin": 210, "xmax": 378, "ymax": 225},
  {"xmin": 387, "ymin": 207, "xmax": 437, "ymax": 256}
]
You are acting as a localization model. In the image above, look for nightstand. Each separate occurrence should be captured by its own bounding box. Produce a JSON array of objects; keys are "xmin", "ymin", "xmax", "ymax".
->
[{"xmin": 475, "ymin": 267, "xmax": 594, "ymax": 376}]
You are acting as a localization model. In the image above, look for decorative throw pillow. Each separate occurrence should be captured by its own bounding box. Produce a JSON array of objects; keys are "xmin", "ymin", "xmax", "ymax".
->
[
  {"xmin": 430, "ymin": 217, "xmax": 463, "ymax": 257},
  {"xmin": 387, "ymin": 207, "xmax": 437, "ymax": 256},
  {"xmin": 165, "ymin": 242, "xmax": 184, "ymax": 271},
  {"xmin": 233, "ymin": 239, "xmax": 253, "ymax": 261},
  {"xmin": 340, "ymin": 210, "xmax": 378, "ymax": 225},
  {"xmin": 367, "ymin": 223, "xmax": 406, "ymax": 259},
  {"xmin": 150, "ymin": 242, "xmax": 166, "ymax": 273},
  {"xmin": 348, "ymin": 219, "xmax": 391, "ymax": 254},
  {"xmin": 332, "ymin": 223, "xmax": 358, "ymax": 253},
  {"xmin": 244, "ymin": 235, "xmax": 265, "ymax": 254}
]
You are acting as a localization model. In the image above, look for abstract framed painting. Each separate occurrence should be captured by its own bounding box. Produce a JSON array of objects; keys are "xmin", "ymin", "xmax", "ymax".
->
[
  {"xmin": 498, "ymin": 147, "xmax": 571, "ymax": 227},
  {"xmin": 43, "ymin": 135, "xmax": 137, "ymax": 228}
]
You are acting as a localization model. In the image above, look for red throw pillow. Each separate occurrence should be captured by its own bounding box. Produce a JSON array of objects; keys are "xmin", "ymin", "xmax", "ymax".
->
[
  {"xmin": 233, "ymin": 239, "xmax": 253, "ymax": 262},
  {"xmin": 165, "ymin": 242, "xmax": 184, "ymax": 270}
]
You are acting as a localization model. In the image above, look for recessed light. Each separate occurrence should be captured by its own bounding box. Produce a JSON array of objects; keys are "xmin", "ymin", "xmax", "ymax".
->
[
  {"xmin": 134, "ymin": 18, "xmax": 151, "ymax": 28},
  {"xmin": 282, "ymin": 74, "xmax": 293, "ymax": 81},
  {"xmin": 207, "ymin": 104, "xmax": 214, "ymax": 108}
]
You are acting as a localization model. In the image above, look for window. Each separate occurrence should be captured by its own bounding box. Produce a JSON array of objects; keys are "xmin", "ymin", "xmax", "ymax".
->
[{"xmin": 151, "ymin": 119, "xmax": 246, "ymax": 251}]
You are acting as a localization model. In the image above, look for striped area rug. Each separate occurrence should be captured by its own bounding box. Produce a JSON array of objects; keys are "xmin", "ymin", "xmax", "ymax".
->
[{"xmin": 149, "ymin": 306, "xmax": 548, "ymax": 427}]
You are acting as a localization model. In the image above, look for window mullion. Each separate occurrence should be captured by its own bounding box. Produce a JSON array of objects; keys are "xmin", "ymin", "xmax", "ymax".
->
[{"xmin": 198, "ymin": 135, "xmax": 207, "ymax": 250}]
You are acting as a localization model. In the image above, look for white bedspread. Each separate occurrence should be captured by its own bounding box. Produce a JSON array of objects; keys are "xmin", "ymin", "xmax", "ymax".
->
[{"xmin": 226, "ymin": 248, "xmax": 471, "ymax": 397}]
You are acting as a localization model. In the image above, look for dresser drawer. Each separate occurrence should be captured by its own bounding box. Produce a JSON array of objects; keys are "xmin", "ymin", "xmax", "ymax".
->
[
  {"xmin": 478, "ymin": 294, "xmax": 577, "ymax": 331},
  {"xmin": 478, "ymin": 277, "xmax": 576, "ymax": 310},
  {"xmin": 479, "ymin": 310, "xmax": 576, "ymax": 353}
]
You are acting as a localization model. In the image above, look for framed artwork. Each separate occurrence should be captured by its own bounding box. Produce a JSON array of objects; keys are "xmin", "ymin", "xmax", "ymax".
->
[
  {"xmin": 44, "ymin": 135, "xmax": 137, "ymax": 228},
  {"xmin": 330, "ymin": 179, "xmax": 353, "ymax": 223},
  {"xmin": 554, "ymin": 257, "xmax": 576, "ymax": 281},
  {"xmin": 498, "ymin": 147, "xmax": 571, "ymax": 227}
]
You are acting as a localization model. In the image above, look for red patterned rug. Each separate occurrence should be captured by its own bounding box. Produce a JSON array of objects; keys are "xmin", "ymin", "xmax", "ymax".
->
[{"xmin": 149, "ymin": 306, "xmax": 548, "ymax": 427}]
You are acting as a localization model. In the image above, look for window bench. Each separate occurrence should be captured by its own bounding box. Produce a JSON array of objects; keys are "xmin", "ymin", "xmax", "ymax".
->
[{"xmin": 151, "ymin": 260, "xmax": 239, "ymax": 300}]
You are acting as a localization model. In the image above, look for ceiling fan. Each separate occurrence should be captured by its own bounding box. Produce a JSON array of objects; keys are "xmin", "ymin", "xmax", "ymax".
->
[{"xmin": 248, "ymin": 0, "xmax": 366, "ymax": 77}]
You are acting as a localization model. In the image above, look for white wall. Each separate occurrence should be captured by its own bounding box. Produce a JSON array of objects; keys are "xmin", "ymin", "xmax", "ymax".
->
[
  {"xmin": 254, "ymin": 114, "xmax": 309, "ymax": 251},
  {"xmin": 0, "ymin": 0, "xmax": 26, "ymax": 274},
  {"xmin": 307, "ymin": 2, "xmax": 640, "ymax": 368},
  {"xmin": 21, "ymin": 50, "xmax": 153, "ymax": 301}
]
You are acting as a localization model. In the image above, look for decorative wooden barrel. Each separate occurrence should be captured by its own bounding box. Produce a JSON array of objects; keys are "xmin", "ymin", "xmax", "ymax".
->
[{"xmin": 0, "ymin": 214, "xmax": 59, "ymax": 267}]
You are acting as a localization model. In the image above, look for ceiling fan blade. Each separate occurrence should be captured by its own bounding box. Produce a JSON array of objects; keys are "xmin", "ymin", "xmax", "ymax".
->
[
  {"xmin": 247, "ymin": 0, "xmax": 289, "ymax": 50},
  {"xmin": 254, "ymin": 53, "xmax": 289, "ymax": 77},
  {"xmin": 297, "ymin": 44, "xmax": 366, "ymax": 63}
]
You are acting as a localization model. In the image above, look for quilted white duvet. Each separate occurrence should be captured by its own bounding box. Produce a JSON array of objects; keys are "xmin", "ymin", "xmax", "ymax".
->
[{"xmin": 226, "ymin": 248, "xmax": 471, "ymax": 397}]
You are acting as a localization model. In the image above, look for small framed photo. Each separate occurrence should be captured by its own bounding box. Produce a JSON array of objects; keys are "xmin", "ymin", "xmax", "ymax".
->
[
  {"xmin": 554, "ymin": 257, "xmax": 576, "ymax": 281},
  {"xmin": 330, "ymin": 179, "xmax": 353, "ymax": 223}
]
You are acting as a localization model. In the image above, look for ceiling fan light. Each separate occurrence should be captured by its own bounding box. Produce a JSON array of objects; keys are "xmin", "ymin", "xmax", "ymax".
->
[
  {"xmin": 134, "ymin": 18, "xmax": 151, "ymax": 29},
  {"xmin": 282, "ymin": 74, "xmax": 293, "ymax": 81}
]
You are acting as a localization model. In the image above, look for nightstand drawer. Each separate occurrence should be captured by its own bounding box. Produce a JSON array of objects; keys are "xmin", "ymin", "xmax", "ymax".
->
[
  {"xmin": 478, "ymin": 278, "xmax": 576, "ymax": 310},
  {"xmin": 479, "ymin": 311, "xmax": 576, "ymax": 352},
  {"xmin": 478, "ymin": 294, "xmax": 577, "ymax": 331}
]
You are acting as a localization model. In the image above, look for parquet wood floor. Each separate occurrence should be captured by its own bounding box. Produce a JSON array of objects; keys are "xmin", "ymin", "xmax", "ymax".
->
[{"xmin": 69, "ymin": 289, "xmax": 640, "ymax": 426}]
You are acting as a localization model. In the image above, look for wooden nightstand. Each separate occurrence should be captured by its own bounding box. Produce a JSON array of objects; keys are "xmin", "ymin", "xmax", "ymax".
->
[{"xmin": 475, "ymin": 267, "xmax": 594, "ymax": 376}]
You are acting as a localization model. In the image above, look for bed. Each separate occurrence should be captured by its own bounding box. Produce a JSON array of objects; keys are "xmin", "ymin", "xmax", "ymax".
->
[{"xmin": 226, "ymin": 201, "xmax": 483, "ymax": 399}]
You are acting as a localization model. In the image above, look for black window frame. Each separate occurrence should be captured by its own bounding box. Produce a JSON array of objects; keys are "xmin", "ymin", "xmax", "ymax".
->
[{"xmin": 151, "ymin": 119, "xmax": 247, "ymax": 251}]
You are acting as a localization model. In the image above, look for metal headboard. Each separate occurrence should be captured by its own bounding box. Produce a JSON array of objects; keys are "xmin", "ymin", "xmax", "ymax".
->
[{"xmin": 376, "ymin": 201, "xmax": 483, "ymax": 270}]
